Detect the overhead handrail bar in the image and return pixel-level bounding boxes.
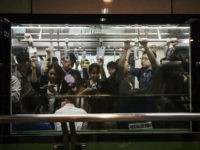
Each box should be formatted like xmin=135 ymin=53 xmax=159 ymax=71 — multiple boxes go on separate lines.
xmin=20 ymin=39 xmax=181 ymax=43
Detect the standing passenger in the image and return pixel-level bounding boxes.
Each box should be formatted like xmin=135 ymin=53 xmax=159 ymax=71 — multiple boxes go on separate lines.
xmin=106 ymin=61 xmax=119 ymax=95
xmin=15 ymin=51 xmax=41 ymax=98
xmin=32 ymin=63 xmax=63 ymax=113
xmin=59 ymin=53 xmax=82 ymax=95
xmin=117 ymin=39 xmax=157 ymax=129
xmin=123 ymin=39 xmax=157 ymax=93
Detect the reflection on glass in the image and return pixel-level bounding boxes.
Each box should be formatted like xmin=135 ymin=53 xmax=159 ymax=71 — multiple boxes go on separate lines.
xmin=11 ymin=24 xmax=190 ymax=132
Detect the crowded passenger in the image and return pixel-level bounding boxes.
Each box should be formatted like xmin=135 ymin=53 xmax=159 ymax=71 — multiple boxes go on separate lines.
xmin=15 ymin=51 xmax=41 ymax=100
xmin=11 ymin=56 xmax=21 ymax=114
xmin=41 ymin=47 xmax=59 ymax=75
xmin=117 ymin=39 xmax=158 ymax=129
xmin=12 ymin=92 xmax=52 ymax=131
xmin=59 ymin=53 xmax=82 ymax=95
xmin=82 ymin=62 xmax=107 ymax=96
xmin=11 ymin=33 xmax=190 ymax=131
xmin=80 ymin=59 xmax=90 ymax=81
xmin=32 ymin=62 xmax=64 ymax=113
xmin=106 ymin=61 xmax=119 ymax=95
xmin=123 ymin=39 xmax=157 ymax=93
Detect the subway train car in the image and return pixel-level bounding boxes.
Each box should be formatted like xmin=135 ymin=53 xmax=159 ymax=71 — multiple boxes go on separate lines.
xmin=0 ymin=14 xmax=200 ymax=150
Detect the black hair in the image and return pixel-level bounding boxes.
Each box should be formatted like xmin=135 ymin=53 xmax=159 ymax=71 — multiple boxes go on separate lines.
xmin=21 ymin=92 xmax=40 ymax=113
xmin=47 ymin=63 xmax=63 ymax=85
xmin=16 ymin=51 xmax=30 ymax=63
xmin=47 ymin=57 xmax=58 ymax=64
xmin=61 ymin=53 xmax=77 ymax=63
xmin=69 ymin=53 xmax=77 ymax=63
xmin=107 ymin=61 xmax=118 ymax=70
xmin=115 ymin=59 xmax=120 ymax=65
xmin=89 ymin=63 xmax=100 ymax=74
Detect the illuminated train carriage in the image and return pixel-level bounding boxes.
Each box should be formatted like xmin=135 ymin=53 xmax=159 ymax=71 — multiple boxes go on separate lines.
xmin=0 ymin=14 xmax=200 ymax=150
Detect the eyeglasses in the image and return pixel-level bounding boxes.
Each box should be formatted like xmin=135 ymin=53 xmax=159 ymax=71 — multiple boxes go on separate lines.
xmin=171 ymin=41 xmax=178 ymax=43
xmin=141 ymin=57 xmax=149 ymax=61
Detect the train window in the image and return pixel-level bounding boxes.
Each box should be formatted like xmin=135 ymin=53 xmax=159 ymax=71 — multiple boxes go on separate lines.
xmin=11 ymin=24 xmax=191 ymax=132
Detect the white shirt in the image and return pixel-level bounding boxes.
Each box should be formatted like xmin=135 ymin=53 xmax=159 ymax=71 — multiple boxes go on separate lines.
xmin=47 ymin=82 xmax=58 ymax=113
xmin=54 ymin=103 xmax=87 ymax=131
xmin=11 ymin=75 xmax=21 ymax=103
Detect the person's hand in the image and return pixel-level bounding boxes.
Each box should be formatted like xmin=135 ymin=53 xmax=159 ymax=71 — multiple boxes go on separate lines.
xmin=31 ymin=57 xmax=38 ymax=70
xmin=47 ymin=84 xmax=57 ymax=94
xmin=97 ymin=58 xmax=104 ymax=68
xmin=139 ymin=38 xmax=148 ymax=48
xmin=182 ymin=73 xmax=189 ymax=83
xmin=85 ymin=87 xmax=93 ymax=92
xmin=45 ymin=48 xmax=51 ymax=57
xmin=78 ymin=87 xmax=93 ymax=95
xmin=124 ymin=40 xmax=132 ymax=50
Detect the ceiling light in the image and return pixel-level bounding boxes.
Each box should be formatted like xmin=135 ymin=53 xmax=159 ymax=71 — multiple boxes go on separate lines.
xmin=103 ymin=0 xmax=113 ymax=3
xmin=101 ymin=8 xmax=109 ymax=14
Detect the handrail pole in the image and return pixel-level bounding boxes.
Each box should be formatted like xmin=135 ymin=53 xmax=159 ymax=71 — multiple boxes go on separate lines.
xmin=69 ymin=122 xmax=76 ymax=150
xmin=61 ymin=122 xmax=69 ymax=150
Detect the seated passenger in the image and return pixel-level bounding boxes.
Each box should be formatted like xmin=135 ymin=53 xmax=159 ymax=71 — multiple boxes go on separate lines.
xmin=54 ymin=98 xmax=87 ymax=131
xmin=61 ymin=68 xmax=88 ymax=111
xmin=12 ymin=92 xmax=52 ymax=131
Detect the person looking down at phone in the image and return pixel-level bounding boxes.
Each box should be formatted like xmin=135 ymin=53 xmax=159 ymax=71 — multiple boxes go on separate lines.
xmin=81 ymin=59 xmax=107 ymax=95
xmin=32 ymin=63 xmax=63 ymax=113
xmin=78 ymin=62 xmax=109 ymax=129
